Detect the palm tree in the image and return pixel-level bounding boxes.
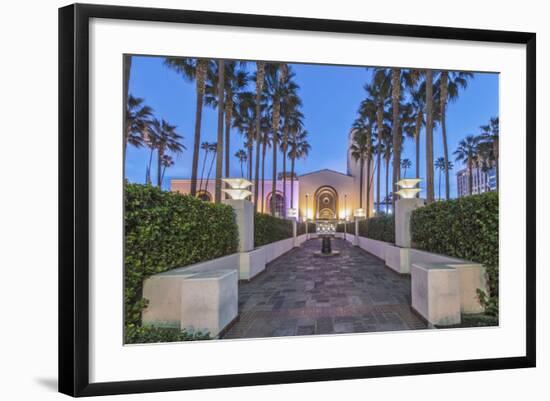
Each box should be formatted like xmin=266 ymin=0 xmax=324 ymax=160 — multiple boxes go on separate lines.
xmin=123 ymin=55 xmax=133 ymax=170
xmin=434 ymin=157 xmax=453 ymax=199
xmin=454 ymin=135 xmax=479 ymax=195
xmin=264 ymin=63 xmax=288 ymax=216
xmin=198 ymin=141 xmax=211 ymax=192
xmin=382 ymin=136 xmax=392 ymax=214
xmin=253 ymin=61 xmax=266 ymax=210
xmin=160 ymin=154 xmax=175 ymax=186
xmin=235 ymin=149 xmax=248 ymax=177
xmin=214 ymin=60 xmax=225 ymax=203
xmin=148 ymin=118 xmax=185 ymax=188
xmin=436 ymin=71 xmax=474 ymax=199
xmin=350 ymin=130 xmax=370 ymax=209
xmin=288 ymin=129 xmax=311 ymax=208
xmin=424 ymin=70 xmax=435 ymax=202
xmin=364 ymin=79 xmax=391 ymax=213
xmin=409 ymin=85 xmax=425 ymax=181
xmin=357 ymin=98 xmax=377 ymax=217
xmin=164 ymin=57 xmax=212 ymax=196
xmin=401 ymin=158 xmax=412 ymax=178
xmin=203 ymin=142 xmax=217 ymax=195
xmin=125 ymin=95 xmax=153 ymax=164
xmin=279 ymin=74 xmax=303 ymax=216
xmin=476 ymin=139 xmax=494 ymax=192
xmin=232 ymin=92 xmax=255 ymax=180
xmin=480 ymin=117 xmax=499 ymax=189
xmin=205 ymin=62 xmax=249 ymax=184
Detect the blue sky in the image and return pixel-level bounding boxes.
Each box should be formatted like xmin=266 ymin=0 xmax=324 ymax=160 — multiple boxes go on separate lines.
xmin=126 ymin=56 xmax=499 ymax=198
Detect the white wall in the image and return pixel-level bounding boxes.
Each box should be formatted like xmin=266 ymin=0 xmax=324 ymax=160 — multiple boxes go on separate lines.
xmin=0 ymin=1 xmax=546 ymax=401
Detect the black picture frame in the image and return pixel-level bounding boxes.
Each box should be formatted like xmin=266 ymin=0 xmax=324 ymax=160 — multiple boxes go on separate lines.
xmin=59 ymin=3 xmax=536 ymax=397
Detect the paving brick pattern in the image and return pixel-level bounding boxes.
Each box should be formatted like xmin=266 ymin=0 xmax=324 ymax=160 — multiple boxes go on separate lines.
xmin=222 ymin=238 xmax=427 ymax=339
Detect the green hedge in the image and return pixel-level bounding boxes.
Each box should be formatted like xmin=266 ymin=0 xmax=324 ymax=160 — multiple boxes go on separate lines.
xmin=411 ymin=192 xmax=499 ymax=306
xmin=254 ymin=212 xmax=293 ymax=246
xmin=297 ymin=222 xmax=316 ymax=235
xmin=358 ymin=214 xmax=395 ymax=243
xmin=124 ymin=184 xmax=239 ymax=335
xmin=125 ymin=324 xmax=210 ymax=344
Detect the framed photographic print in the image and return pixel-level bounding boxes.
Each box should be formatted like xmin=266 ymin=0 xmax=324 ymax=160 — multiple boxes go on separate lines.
xmin=58 ymin=3 xmax=536 ymax=397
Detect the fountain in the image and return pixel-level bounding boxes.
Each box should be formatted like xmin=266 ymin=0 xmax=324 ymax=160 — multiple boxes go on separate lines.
xmin=313 ymin=220 xmax=341 ymax=257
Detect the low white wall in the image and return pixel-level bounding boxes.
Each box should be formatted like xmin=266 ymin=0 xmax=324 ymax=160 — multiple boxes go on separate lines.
xmin=239 ymin=247 xmax=266 ymax=280
xmin=384 ymin=245 xmax=410 ymax=274
xmin=359 ymin=237 xmax=388 ymax=260
xmin=411 ymin=263 xmax=461 ymax=326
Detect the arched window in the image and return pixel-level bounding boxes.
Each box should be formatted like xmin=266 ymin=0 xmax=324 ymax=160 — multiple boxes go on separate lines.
xmin=268 ymin=192 xmax=286 ymax=218
xmin=197 ymin=190 xmax=212 ymax=202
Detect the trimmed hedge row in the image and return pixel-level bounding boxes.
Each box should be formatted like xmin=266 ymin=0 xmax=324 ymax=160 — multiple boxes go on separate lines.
xmin=411 ymin=192 xmax=499 ymax=301
xmin=359 ymin=215 xmax=395 ymax=243
xmin=297 ymin=222 xmax=316 ymax=235
xmin=124 ymin=184 xmax=239 ymax=332
xmin=254 ymin=212 xmax=293 ymax=247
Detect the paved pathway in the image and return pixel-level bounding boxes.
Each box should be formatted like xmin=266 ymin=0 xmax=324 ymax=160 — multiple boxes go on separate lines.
xmin=223 ymin=238 xmax=426 ymax=339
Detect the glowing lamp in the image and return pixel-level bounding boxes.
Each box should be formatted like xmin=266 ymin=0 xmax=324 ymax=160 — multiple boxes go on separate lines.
xmin=222 ymin=189 xmax=252 ymax=200
xmin=396 ymin=178 xmax=421 ymax=189
xmin=395 ymin=178 xmax=422 ymax=199
xmin=395 ymin=188 xmax=421 ymax=199
xmin=222 ymin=178 xmax=253 ymax=189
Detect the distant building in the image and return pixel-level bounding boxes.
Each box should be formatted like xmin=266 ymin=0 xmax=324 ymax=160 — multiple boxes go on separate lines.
xmin=171 ymin=130 xmax=374 ymax=220
xmin=456 ymin=166 xmax=497 ymax=197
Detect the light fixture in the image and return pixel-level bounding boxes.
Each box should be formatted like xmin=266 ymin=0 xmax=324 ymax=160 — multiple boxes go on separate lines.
xmin=221 ymin=178 xmax=253 ymax=200
xmin=222 ymin=178 xmax=253 ymax=189
xmin=222 ymin=189 xmax=253 ymax=200
xmin=395 ymin=178 xmax=422 ymax=199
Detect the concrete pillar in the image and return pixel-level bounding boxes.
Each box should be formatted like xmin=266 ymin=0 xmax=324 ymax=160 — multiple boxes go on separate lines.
xmin=292 ymin=219 xmax=297 ymax=247
xmin=395 ymin=198 xmax=425 ymax=247
xmin=223 ymin=199 xmax=254 ymax=252
xmin=353 ymin=219 xmax=359 ymax=246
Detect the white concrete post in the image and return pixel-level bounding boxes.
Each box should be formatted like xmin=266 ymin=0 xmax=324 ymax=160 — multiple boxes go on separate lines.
xmin=292 ymin=219 xmax=297 ymax=247
xmin=223 ymin=199 xmax=254 ymax=252
xmin=395 ymin=198 xmax=425 ymax=248
xmin=353 ymin=218 xmax=359 ymax=246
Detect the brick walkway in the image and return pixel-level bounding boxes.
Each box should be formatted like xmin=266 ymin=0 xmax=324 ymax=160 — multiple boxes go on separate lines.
xmin=222 ymin=238 xmax=426 ymax=339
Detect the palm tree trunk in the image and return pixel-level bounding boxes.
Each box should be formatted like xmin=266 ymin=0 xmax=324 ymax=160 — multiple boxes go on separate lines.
xmin=385 ymin=157 xmax=390 ymax=214
xmin=199 ymin=149 xmax=208 ymax=193
xmin=204 ymin=152 xmax=216 ymax=194
xmin=440 ymin=72 xmax=451 ymax=200
xmin=224 ymin=99 xmax=232 ymax=186
xmin=376 ymin=152 xmax=381 ymax=214
xmin=146 ymin=146 xmax=155 ymax=185
xmin=123 ymin=55 xmax=132 ymax=173
xmin=359 ymin=157 xmax=364 ymax=208
xmin=157 ymin=148 xmax=162 ymax=189
xmin=415 ymin=113 xmax=421 ymax=198
xmin=282 ymin=124 xmax=289 ymax=217
xmin=214 ymin=60 xmax=225 ymax=203
xmin=271 ymin=99 xmax=281 ymax=216
xmin=468 ymin=157 xmax=473 ymax=195
xmin=391 ymin=68 xmax=401 ymax=209
xmin=290 ymin=157 xmax=295 ymax=208
xmin=253 ymin=61 xmax=265 ymax=211
xmin=190 ymin=60 xmax=207 ymax=197
xmin=425 ymin=70 xmax=435 ymax=202
xmin=438 ymin=170 xmax=441 ymax=200
xmin=366 ymin=155 xmax=371 ymax=217
xmin=494 ymin=138 xmax=499 ymax=190
xmin=261 ymin=139 xmax=266 ymax=213
xmin=248 ymin=135 xmax=253 ymax=180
